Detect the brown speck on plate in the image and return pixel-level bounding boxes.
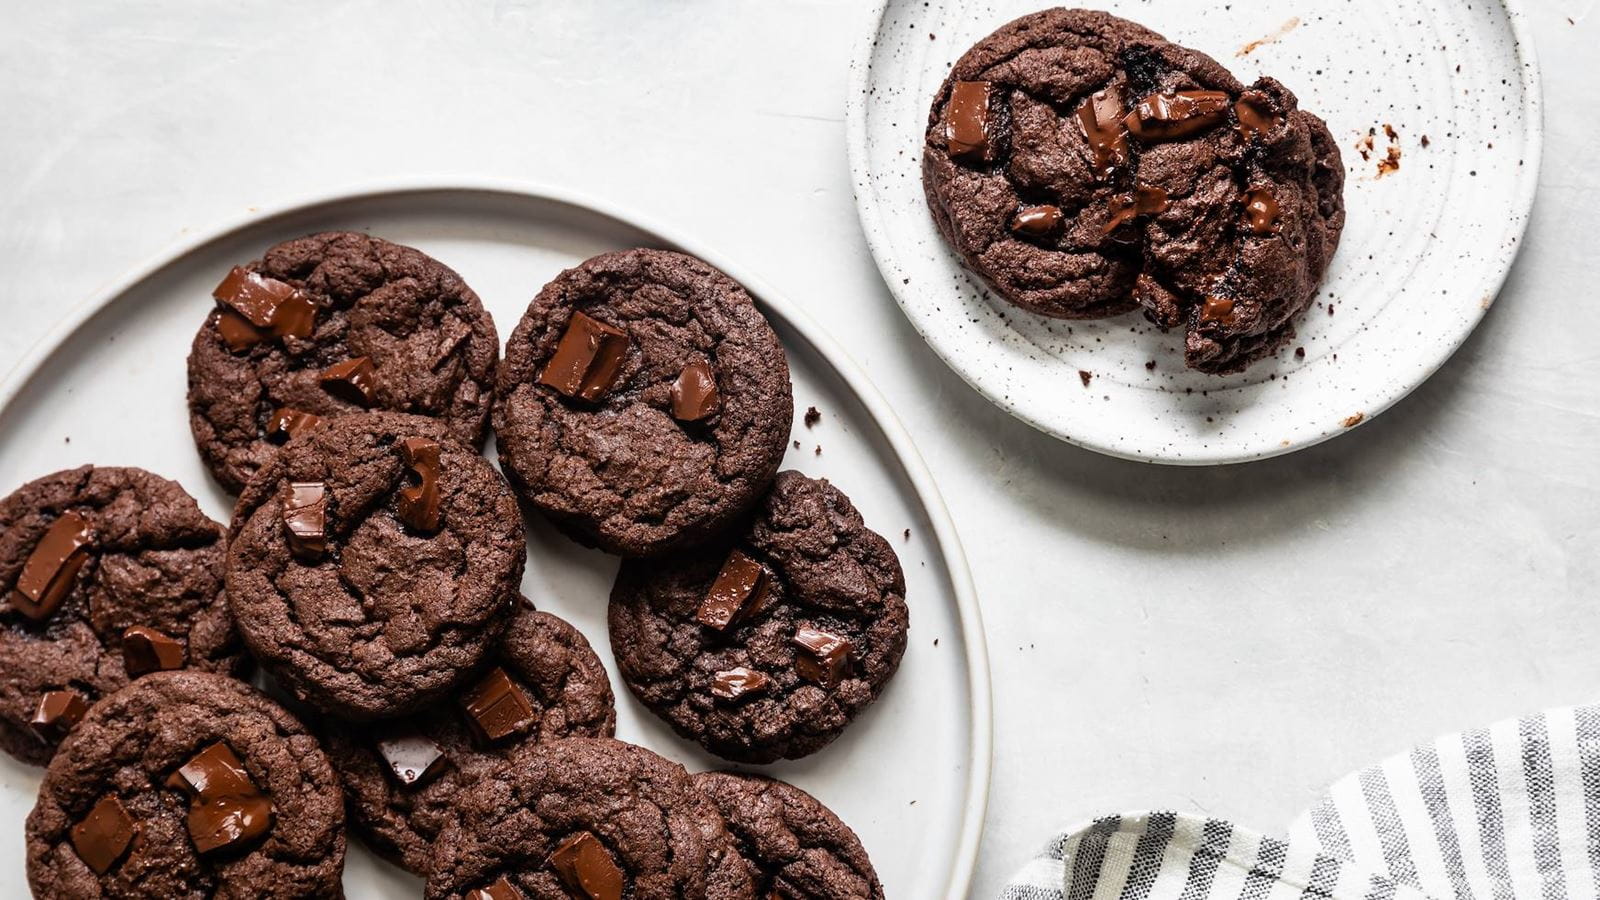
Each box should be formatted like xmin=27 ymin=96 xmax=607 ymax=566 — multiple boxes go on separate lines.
xmin=804 ymin=406 xmax=821 ymax=427
xmin=1078 ymin=370 xmax=1092 ymax=387
xmin=1342 ymin=412 xmax=1366 ymax=428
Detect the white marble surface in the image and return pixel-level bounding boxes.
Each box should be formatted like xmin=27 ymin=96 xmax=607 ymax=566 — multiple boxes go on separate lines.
xmin=0 ymin=1 xmax=1595 ymax=896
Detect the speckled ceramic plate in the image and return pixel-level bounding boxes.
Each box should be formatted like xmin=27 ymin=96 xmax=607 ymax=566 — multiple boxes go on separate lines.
xmin=846 ymin=0 xmax=1542 ymax=464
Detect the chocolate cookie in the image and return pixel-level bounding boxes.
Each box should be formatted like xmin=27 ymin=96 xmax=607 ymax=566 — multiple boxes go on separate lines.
xmin=323 ymin=599 xmax=617 ymax=874
xmin=609 ymin=471 xmax=908 ymax=763
xmin=425 ymin=737 xmax=753 ymax=899
xmin=25 ymin=671 xmax=345 ymax=899
xmin=694 ymin=772 xmax=884 ymax=900
xmin=227 ymin=411 xmax=525 ymax=720
xmin=188 ymin=231 xmax=500 ymax=493
xmin=922 ymin=8 xmax=1345 ymax=373
xmin=0 ymin=466 xmax=245 ymax=765
xmin=493 ymin=248 xmax=793 ymax=558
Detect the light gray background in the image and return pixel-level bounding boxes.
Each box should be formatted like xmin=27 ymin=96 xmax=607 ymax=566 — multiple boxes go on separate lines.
xmin=0 ymin=2 xmax=1594 ymax=896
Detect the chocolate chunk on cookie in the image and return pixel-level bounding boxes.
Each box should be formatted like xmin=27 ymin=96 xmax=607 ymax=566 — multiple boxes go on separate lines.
xmin=694 ymin=772 xmax=884 ymax=900
xmin=609 ymin=471 xmax=909 ymax=763
xmin=425 ymin=737 xmax=753 ymax=900
xmin=494 ymin=249 xmax=793 ymax=558
xmin=188 ymin=231 xmax=500 ymax=493
xmin=227 ymin=412 xmax=525 ymax=719
xmin=922 ymin=8 xmax=1345 ymax=373
xmin=25 ymin=671 xmax=345 ymax=899
xmin=0 ymin=466 xmax=246 ymax=765
xmin=324 ymin=600 xmax=616 ymax=874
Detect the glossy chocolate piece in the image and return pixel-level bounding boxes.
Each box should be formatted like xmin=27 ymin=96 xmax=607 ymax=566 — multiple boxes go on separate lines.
xmin=466 ymin=877 xmax=526 ymax=900
xmin=550 ymin=831 xmax=625 ymax=900
xmin=945 ymin=80 xmax=998 ymax=163
xmin=792 ymin=626 xmax=854 ymax=688
xmin=70 ymin=795 xmax=136 ymax=875
xmin=1011 ymin=205 xmax=1064 ymax=238
xmin=281 ymin=482 xmax=328 ymax=561
xmin=1103 ymin=186 xmax=1171 ymax=234
xmin=1124 ymin=90 xmax=1231 ymax=142
xmin=320 ymin=356 xmax=379 ymax=407
xmin=1076 ymin=86 xmax=1130 ymax=177
xmin=670 ymin=360 xmax=720 ymax=422
xmin=11 ymin=511 xmax=94 ymax=622
xmin=1235 ymin=90 xmax=1284 ymax=141
xmin=538 ymin=311 xmax=630 ymax=402
xmin=30 ymin=690 xmax=89 ymax=743
xmin=122 ymin=625 xmax=186 ymax=678
xmin=695 ymin=551 xmax=768 ymax=631
xmin=166 ymin=741 xmax=274 ymax=855
xmin=711 ymin=667 xmax=770 ymax=702
xmin=265 ymin=407 xmax=322 ymax=444
xmin=395 ymin=437 xmax=443 ymax=533
xmin=212 ymin=266 xmax=315 ymax=350
xmin=376 ymin=733 xmax=448 ymax=787
xmin=1242 ymin=187 xmax=1282 ymax=235
xmin=460 ymin=667 xmax=535 ymax=745
xmin=1199 ymin=296 xmax=1237 ymax=325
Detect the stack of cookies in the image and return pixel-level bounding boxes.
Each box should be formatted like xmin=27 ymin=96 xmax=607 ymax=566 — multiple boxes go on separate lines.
xmin=2 ymin=233 xmax=904 ymax=898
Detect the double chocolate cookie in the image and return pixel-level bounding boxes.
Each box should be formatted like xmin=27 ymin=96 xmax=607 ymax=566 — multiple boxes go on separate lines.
xmin=0 ymin=466 xmax=245 ymax=765
xmin=227 ymin=411 xmax=525 ymax=720
xmin=694 ymin=772 xmax=884 ymax=900
xmin=187 ymin=231 xmax=500 ymax=493
xmin=426 ymin=737 xmax=752 ymax=899
xmin=25 ymin=671 xmax=345 ymax=899
xmin=609 ymin=471 xmax=909 ymax=763
xmin=323 ymin=599 xmax=616 ymax=874
xmin=494 ymin=248 xmax=793 ymax=558
xmin=922 ymin=8 xmax=1345 ymax=373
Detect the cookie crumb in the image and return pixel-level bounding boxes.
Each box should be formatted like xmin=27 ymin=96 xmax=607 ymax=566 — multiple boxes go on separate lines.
xmin=1342 ymin=412 xmax=1365 ymax=428
xmin=1144 ymin=360 xmax=1156 ymax=371
xmin=1294 ymin=347 xmax=1305 ymax=358
xmin=1078 ymin=370 xmax=1093 ymax=387
xmin=793 ymin=440 xmax=801 ymax=449
xmin=1421 ymin=134 xmax=1431 ymax=148
xmin=813 ymin=445 xmax=822 ymax=456
xmin=903 ymin=528 xmax=911 ymax=541
xmin=804 ymin=407 xmax=821 ymax=427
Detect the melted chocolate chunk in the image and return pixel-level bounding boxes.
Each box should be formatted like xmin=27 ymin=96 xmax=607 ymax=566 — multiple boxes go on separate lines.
xmin=396 ymin=437 xmax=442 ymax=534
xmin=538 ymin=311 xmax=630 ymax=402
xmin=166 ymin=742 xmax=274 ymax=855
xmin=792 ymin=626 xmax=854 ymax=688
xmin=945 ymin=80 xmax=1000 ymax=163
xmin=550 ymin=831 xmax=625 ymax=900
xmin=281 ymin=481 xmax=328 ymax=561
xmin=11 ymin=511 xmax=94 ymax=621
xmin=1199 ymin=296 xmax=1237 ymax=325
xmin=695 ymin=551 xmax=769 ymax=631
xmin=1011 ymin=204 xmax=1064 ymax=237
xmin=459 ymin=667 xmax=535 ymax=745
xmin=211 ymin=266 xmax=315 ymax=351
xmin=711 ymin=667 xmax=770 ymax=702
xmin=319 ymin=356 xmax=379 ymax=407
xmin=670 ymin=360 xmax=721 ymax=422
xmin=122 ymin=625 xmax=186 ymax=678
xmin=1235 ymin=90 xmax=1284 ymax=141
xmin=70 ymin=795 xmax=136 ymax=875
xmin=466 ymin=877 xmax=526 ymax=900
xmin=1075 ymin=86 xmax=1130 ymax=177
xmin=30 ymin=690 xmax=89 ymax=743
xmin=1124 ymin=90 xmax=1231 ymax=142
xmin=1242 ymin=187 xmax=1282 ymax=235
xmin=1103 ymin=186 xmax=1171 ymax=234
xmin=264 ymin=407 xmax=322 ymax=444
xmin=376 ymin=733 xmax=448 ymax=787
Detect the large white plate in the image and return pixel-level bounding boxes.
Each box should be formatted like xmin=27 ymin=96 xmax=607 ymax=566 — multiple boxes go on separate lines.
xmin=0 ymin=181 xmax=991 ymax=899
xmin=847 ymin=0 xmax=1543 ymax=464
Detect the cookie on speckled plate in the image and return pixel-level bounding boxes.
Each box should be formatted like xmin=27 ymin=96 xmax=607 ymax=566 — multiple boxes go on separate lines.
xmin=187 ymin=231 xmax=500 ymax=493
xmin=25 ymin=671 xmax=345 ymax=899
xmin=425 ymin=737 xmax=753 ymax=900
xmin=694 ymin=772 xmax=884 ymax=900
xmin=922 ymin=8 xmax=1345 ymax=373
xmin=609 ymin=471 xmax=908 ymax=764
xmin=0 ymin=466 xmax=246 ymax=766
xmin=493 ymin=248 xmax=793 ymax=558
xmin=322 ymin=599 xmax=616 ymax=875
xmin=226 ymin=411 xmax=525 ymax=720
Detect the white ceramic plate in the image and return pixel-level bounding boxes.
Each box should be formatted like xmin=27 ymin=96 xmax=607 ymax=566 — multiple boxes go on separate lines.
xmin=0 ymin=181 xmax=991 ymax=899
xmin=847 ymin=0 xmax=1542 ymax=464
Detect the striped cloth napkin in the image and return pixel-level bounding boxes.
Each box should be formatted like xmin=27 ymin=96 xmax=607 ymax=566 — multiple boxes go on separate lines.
xmin=1003 ymin=702 xmax=1600 ymax=900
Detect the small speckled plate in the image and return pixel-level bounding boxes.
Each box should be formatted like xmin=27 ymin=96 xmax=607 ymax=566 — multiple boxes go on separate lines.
xmin=847 ymin=0 xmax=1542 ymax=464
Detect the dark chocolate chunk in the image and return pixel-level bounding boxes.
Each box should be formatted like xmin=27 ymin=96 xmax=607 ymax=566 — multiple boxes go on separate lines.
xmin=1103 ymin=186 xmax=1171 ymax=234
xmin=695 ymin=551 xmax=768 ymax=631
xmin=320 ymin=356 xmax=379 ymax=407
xmin=70 ymin=795 xmax=136 ymax=875
xmin=792 ymin=626 xmax=854 ymax=688
xmin=376 ymin=733 xmax=448 ymax=787
xmin=281 ymin=482 xmax=328 ymax=561
xmin=670 ymin=360 xmax=720 ymax=422
xmin=29 ymin=690 xmax=89 ymax=743
xmin=122 ymin=625 xmax=186 ymax=678
xmin=396 ymin=437 xmax=442 ymax=534
xmin=1199 ymin=296 xmax=1237 ymax=325
xmin=11 ymin=511 xmax=94 ymax=622
xmin=1011 ymin=204 xmax=1064 ymax=237
xmin=1243 ymin=187 xmax=1282 ymax=235
xmin=537 ymin=311 xmax=630 ymax=402
xmin=211 ymin=266 xmax=315 ymax=350
xmin=550 ymin=831 xmax=625 ymax=900
xmin=1235 ymin=90 xmax=1284 ymax=141
xmin=264 ymin=407 xmax=322 ymax=444
xmin=166 ymin=741 xmax=274 ymax=855
xmin=945 ymin=80 xmax=998 ymax=163
xmin=1124 ymin=90 xmax=1231 ymax=142
xmin=466 ymin=877 xmax=526 ymax=900
xmin=1076 ymin=86 xmax=1130 ymax=177
xmin=459 ymin=667 xmax=535 ymax=745
xmin=711 ymin=667 xmax=770 ymax=702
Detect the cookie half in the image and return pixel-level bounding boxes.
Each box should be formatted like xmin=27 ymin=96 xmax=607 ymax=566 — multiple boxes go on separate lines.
xmin=323 ymin=599 xmax=616 ymax=874
xmin=609 ymin=471 xmax=909 ymax=763
xmin=25 ymin=671 xmax=345 ymax=899
xmin=227 ymin=411 xmax=525 ymax=720
xmin=922 ymin=8 xmax=1345 ymax=372
xmin=493 ymin=248 xmax=793 ymax=557
xmin=425 ymin=737 xmax=753 ymax=899
xmin=187 ymin=231 xmax=500 ymax=493
xmin=0 ymin=466 xmax=246 ymax=765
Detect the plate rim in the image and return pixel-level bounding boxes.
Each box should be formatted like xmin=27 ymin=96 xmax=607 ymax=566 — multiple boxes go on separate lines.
xmin=0 ymin=177 xmax=993 ymax=900
xmin=844 ymin=0 xmax=1546 ymax=466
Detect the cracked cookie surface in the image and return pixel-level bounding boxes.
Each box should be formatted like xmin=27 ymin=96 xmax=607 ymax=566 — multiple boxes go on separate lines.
xmin=227 ymin=412 xmax=524 ymax=720
xmin=425 ymin=737 xmax=754 ymax=900
xmin=0 ymin=466 xmax=246 ymax=765
xmin=323 ymin=600 xmax=616 ymax=874
xmin=188 ymin=231 xmax=499 ymax=493
xmin=609 ymin=471 xmax=908 ymax=763
xmin=493 ymin=249 xmax=792 ymax=557
xmin=25 ymin=671 xmax=345 ymax=899
xmin=922 ymin=8 xmax=1345 ymax=373
xmin=693 ymin=772 xmax=884 ymax=900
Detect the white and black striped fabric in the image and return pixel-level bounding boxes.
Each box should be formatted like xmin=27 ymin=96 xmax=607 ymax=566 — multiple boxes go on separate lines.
xmin=1004 ymin=703 xmax=1600 ymax=900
